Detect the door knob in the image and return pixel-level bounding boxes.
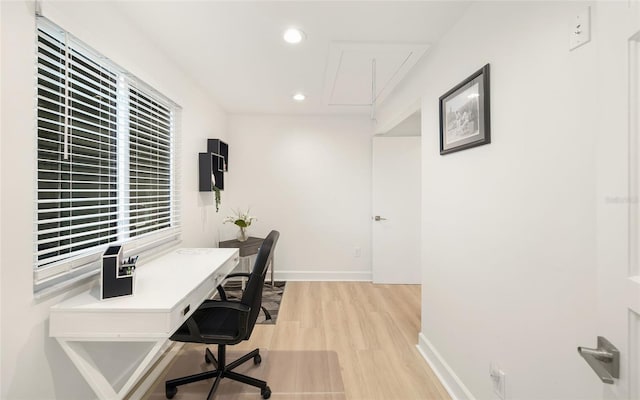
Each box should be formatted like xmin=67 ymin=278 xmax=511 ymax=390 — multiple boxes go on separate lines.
xmin=373 ymin=216 xmax=387 ymax=221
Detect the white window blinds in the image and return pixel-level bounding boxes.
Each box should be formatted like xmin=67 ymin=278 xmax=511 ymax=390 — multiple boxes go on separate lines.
xmin=35 ymin=18 xmax=181 ymax=289
xmin=127 ymin=87 xmax=173 ymax=238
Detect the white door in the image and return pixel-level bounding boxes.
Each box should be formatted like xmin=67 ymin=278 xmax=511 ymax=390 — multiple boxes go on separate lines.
xmin=372 ymin=136 xmax=421 ymax=284
xmin=591 ymin=3 xmax=640 ymax=398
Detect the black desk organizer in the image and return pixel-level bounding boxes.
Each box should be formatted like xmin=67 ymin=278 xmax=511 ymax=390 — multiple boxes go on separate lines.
xmin=100 ymin=245 xmax=137 ymax=300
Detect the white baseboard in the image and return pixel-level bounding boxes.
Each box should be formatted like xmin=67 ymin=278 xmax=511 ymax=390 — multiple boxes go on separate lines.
xmin=274 ymin=270 xmax=372 ymax=281
xmin=416 ymin=332 xmax=476 ymax=400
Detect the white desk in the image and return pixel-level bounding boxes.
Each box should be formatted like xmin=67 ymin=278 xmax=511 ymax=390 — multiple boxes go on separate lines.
xmin=49 ymin=248 xmax=239 ymax=400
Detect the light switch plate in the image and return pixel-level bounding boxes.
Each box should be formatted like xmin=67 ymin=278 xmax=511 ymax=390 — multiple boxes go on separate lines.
xmin=569 ymin=6 xmax=591 ymax=51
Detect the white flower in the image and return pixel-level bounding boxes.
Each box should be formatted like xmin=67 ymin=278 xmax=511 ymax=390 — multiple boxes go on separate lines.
xmin=224 ymin=208 xmax=256 ymax=228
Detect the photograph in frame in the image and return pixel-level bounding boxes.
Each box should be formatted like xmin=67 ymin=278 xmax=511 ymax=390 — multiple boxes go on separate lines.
xmin=439 ymin=64 xmax=491 ymax=155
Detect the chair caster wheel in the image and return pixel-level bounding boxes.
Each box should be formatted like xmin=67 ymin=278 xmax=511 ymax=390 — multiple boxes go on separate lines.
xmin=261 ymin=386 xmax=271 ymax=399
xmin=254 ymin=354 xmax=262 ymax=365
xmin=166 ymin=386 xmax=177 ymax=399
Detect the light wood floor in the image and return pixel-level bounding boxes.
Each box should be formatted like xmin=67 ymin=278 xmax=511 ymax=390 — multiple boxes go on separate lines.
xmin=144 ymin=282 xmax=450 ymax=400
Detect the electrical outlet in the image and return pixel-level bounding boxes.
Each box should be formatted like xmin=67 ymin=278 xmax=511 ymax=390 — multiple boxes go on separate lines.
xmin=569 ymin=6 xmax=591 ymax=51
xmin=490 ymin=363 xmax=506 ymax=400
xmin=354 ymin=247 xmax=361 ymax=257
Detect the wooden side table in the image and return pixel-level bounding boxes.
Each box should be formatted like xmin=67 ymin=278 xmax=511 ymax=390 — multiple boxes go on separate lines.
xmin=219 ymin=236 xmax=274 ymax=285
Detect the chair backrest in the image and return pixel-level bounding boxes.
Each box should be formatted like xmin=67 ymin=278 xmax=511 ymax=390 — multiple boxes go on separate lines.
xmin=240 ymin=230 xmax=279 ymax=338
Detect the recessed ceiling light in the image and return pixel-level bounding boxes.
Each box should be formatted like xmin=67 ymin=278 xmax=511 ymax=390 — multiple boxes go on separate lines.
xmin=292 ymin=93 xmax=306 ymax=102
xmin=283 ymin=28 xmax=305 ymax=44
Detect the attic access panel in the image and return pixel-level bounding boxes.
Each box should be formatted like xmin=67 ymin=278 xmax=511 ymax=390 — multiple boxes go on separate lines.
xmin=323 ymin=42 xmax=429 ymax=107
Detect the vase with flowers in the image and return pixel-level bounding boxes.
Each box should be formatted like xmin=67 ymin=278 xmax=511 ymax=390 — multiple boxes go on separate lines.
xmin=223 ymin=209 xmax=257 ymax=242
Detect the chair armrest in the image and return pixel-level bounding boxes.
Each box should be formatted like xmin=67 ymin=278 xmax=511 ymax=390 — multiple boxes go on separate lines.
xmin=216 ymin=273 xmax=251 ymax=300
xmin=198 ymin=300 xmax=250 ymax=313
xmin=224 ymin=273 xmax=251 ymax=279
xmin=205 ymin=301 xmax=251 ymax=339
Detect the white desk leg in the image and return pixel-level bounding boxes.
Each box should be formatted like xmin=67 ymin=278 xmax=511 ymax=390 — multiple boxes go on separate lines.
xmin=57 ymin=338 xmax=166 ymax=400
xmin=117 ymin=340 xmax=166 ymax=397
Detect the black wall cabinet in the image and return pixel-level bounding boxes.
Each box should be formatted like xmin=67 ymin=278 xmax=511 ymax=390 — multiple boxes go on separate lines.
xmin=199 ymin=139 xmax=228 ymax=192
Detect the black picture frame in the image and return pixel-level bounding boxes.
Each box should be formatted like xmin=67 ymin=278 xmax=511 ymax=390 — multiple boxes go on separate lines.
xmin=439 ymin=64 xmax=491 ymax=155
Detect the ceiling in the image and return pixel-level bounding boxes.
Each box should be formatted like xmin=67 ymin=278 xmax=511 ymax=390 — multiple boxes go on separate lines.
xmin=114 ymin=1 xmax=471 ymax=115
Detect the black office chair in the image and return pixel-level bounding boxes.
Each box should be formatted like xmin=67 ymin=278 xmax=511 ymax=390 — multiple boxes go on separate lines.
xmin=165 ymin=230 xmax=280 ymax=400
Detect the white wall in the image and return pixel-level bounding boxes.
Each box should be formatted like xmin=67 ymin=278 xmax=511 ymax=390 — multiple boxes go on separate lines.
xmin=0 ymin=1 xmax=227 ymax=398
xmin=224 ymin=115 xmax=373 ymax=281
xmin=382 ymin=111 xmax=421 ymax=137
xmin=378 ymin=2 xmax=602 ymax=399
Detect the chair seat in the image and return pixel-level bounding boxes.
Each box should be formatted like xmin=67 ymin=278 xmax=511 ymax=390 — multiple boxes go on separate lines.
xmin=171 ymin=300 xmax=242 ymax=344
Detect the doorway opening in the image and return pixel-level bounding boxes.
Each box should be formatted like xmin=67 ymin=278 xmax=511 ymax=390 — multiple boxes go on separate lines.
xmin=371 ymin=110 xmax=422 ymax=284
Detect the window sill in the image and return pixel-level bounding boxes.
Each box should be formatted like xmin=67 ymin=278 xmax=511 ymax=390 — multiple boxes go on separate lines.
xmin=34 ymin=238 xmax=182 ymax=302
xmin=34 ymin=269 xmax=99 ymax=302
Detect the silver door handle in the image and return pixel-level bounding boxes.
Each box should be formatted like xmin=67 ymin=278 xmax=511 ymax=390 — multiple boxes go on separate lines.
xmin=577 ymin=336 xmax=619 ymax=384
xmin=373 ymin=216 xmax=387 ymax=221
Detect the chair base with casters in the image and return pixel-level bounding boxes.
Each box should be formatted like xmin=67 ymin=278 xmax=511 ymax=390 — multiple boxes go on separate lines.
xmin=165 ymin=344 xmax=271 ymax=400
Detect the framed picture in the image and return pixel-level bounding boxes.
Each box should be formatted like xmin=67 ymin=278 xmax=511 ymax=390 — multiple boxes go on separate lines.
xmin=439 ymin=64 xmax=491 ymax=155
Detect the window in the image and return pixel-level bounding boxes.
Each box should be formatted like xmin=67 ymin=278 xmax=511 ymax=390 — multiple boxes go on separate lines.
xmin=34 ymin=18 xmax=181 ymax=291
